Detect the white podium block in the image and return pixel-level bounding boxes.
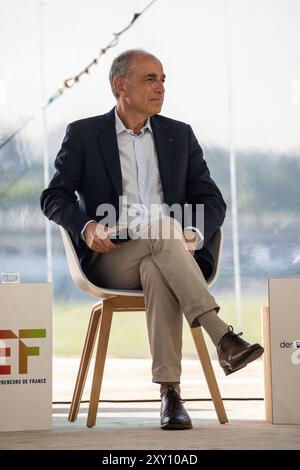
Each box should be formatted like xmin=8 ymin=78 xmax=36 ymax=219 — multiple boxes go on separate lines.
xmin=262 ymin=278 xmax=300 ymax=424
xmin=0 ymin=283 xmax=52 ymax=431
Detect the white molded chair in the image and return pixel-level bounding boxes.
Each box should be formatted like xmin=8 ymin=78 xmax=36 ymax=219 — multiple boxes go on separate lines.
xmin=60 ymin=226 xmax=228 ymax=427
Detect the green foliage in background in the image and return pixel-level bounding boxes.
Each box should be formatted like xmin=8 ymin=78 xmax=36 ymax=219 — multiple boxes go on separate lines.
xmin=54 ymin=296 xmax=266 ymax=358
xmin=2 ymin=145 xmax=300 ymax=215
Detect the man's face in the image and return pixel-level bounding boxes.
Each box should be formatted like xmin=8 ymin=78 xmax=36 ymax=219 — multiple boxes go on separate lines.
xmin=119 ymin=54 xmax=165 ymax=117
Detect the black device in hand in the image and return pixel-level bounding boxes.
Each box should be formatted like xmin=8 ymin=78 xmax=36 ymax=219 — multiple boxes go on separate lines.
xmin=108 ymin=226 xmax=131 ymax=244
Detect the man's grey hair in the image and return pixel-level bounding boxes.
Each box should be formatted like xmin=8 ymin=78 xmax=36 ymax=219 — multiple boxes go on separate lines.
xmin=109 ymin=49 xmax=157 ymax=99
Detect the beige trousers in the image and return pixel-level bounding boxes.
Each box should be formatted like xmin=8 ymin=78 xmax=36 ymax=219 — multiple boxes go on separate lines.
xmin=87 ymin=217 xmax=219 ymax=383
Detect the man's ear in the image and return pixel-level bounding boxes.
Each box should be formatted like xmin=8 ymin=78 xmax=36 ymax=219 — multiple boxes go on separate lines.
xmin=114 ymin=77 xmax=127 ymax=97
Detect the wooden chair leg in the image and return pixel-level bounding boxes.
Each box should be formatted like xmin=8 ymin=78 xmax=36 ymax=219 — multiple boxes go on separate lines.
xmin=68 ymin=301 xmax=102 ymax=422
xmin=191 ymin=326 xmax=228 ymax=424
xmin=87 ymin=301 xmax=113 ymax=428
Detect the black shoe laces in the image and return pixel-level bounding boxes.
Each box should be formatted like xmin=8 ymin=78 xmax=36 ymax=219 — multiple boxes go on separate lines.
xmin=165 ymin=386 xmax=185 ymax=411
xmin=168 ymin=395 xmax=185 ymax=412
xmin=228 ymin=325 xmax=243 ymax=337
xmin=225 ymin=325 xmax=244 ymax=344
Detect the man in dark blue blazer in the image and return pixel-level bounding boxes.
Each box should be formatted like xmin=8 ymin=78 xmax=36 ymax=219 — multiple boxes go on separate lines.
xmin=41 ymin=49 xmax=263 ymax=430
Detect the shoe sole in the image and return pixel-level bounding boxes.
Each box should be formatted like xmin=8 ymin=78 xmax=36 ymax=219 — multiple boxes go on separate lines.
xmin=223 ymin=346 xmax=264 ymax=376
xmin=161 ymin=422 xmax=193 ymax=430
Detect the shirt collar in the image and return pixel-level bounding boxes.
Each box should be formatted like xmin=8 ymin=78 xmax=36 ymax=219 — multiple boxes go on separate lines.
xmin=115 ymin=107 xmax=152 ymax=136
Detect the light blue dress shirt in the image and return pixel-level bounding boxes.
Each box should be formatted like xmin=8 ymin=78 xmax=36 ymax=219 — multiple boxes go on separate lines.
xmin=115 ymin=108 xmax=165 ymax=223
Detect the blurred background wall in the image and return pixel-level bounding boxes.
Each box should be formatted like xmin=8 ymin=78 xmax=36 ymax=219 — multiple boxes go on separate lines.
xmin=1 ymin=0 xmax=300 ymax=354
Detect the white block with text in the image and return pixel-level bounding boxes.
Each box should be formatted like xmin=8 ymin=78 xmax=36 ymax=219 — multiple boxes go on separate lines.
xmin=0 ymin=283 xmax=52 ymax=431
xmin=265 ymin=278 xmax=300 ymax=424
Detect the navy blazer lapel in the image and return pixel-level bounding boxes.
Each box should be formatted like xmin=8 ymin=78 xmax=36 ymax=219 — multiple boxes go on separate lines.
xmin=151 ymin=116 xmax=174 ymax=205
xmin=97 ymin=108 xmax=122 ymax=196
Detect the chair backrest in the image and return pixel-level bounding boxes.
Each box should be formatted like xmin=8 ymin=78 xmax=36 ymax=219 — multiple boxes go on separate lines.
xmin=59 ymin=226 xmax=143 ymax=299
xmin=59 ymin=226 xmax=222 ymax=298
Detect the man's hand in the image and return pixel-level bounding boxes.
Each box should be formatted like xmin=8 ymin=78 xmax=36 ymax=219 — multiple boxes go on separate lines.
xmin=183 ymin=229 xmax=197 ymax=257
xmin=83 ymin=222 xmax=122 ymax=253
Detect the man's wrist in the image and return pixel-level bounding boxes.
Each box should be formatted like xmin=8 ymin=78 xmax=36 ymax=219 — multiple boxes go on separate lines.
xmin=81 ymin=220 xmax=97 ymax=242
xmin=184 ymin=226 xmax=204 ymax=250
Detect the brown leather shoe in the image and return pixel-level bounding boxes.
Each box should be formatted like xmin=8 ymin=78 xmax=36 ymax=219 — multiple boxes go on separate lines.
xmin=160 ymin=385 xmax=193 ymax=430
xmin=217 ymin=326 xmax=264 ymax=376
